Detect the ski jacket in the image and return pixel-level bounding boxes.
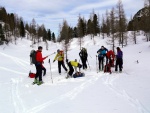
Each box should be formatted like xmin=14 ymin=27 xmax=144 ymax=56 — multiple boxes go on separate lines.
xmin=106 ymin=50 xmax=115 ymax=59
xmin=97 ymin=49 xmax=106 ymax=58
xmin=66 ymin=60 xmax=81 ymax=68
xmin=79 ymin=49 xmax=88 ymax=59
xmin=36 ymin=50 xmax=47 ymax=64
xmin=70 ymin=61 xmax=79 ymax=67
xmin=54 ymin=52 xmax=64 ymax=61
xmin=116 ymin=50 xmax=123 ymax=59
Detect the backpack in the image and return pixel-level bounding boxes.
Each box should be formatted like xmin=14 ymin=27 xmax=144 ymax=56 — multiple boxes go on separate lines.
xmin=29 ymin=72 xmax=36 ymax=78
xmin=80 ymin=48 xmax=87 ymax=58
xmin=30 ymin=50 xmax=37 ymax=65
xmin=104 ymin=63 xmax=112 ymax=74
xmin=73 ymin=72 xmax=85 ymax=78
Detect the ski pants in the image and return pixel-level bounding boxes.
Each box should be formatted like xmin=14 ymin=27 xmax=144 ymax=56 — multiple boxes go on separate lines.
xmin=58 ymin=61 xmax=68 ymax=74
xmin=68 ymin=62 xmax=74 ymax=76
xmin=115 ymin=58 xmax=123 ymax=71
xmin=35 ymin=63 xmax=42 ymax=81
xmin=81 ymin=58 xmax=87 ymax=69
xmin=42 ymin=67 xmax=46 ymax=76
xmin=98 ymin=57 xmax=104 ymax=70
xmin=106 ymin=56 xmax=108 ymax=64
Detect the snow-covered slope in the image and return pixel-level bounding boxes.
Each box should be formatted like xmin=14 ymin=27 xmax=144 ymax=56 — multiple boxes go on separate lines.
xmin=0 ymin=33 xmax=150 ymax=113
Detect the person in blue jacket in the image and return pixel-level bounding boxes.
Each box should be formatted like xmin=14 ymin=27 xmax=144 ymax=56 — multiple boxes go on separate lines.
xmin=115 ymin=47 xmax=123 ymax=72
xmin=97 ymin=46 xmax=108 ymax=71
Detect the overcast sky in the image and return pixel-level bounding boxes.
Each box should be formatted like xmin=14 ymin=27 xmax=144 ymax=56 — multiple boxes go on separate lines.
xmin=0 ymin=0 xmax=144 ymax=36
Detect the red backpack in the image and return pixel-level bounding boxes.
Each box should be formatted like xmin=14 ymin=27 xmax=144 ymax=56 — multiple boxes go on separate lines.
xmin=29 ymin=72 xmax=36 ymax=78
xmin=104 ymin=63 xmax=112 ymax=74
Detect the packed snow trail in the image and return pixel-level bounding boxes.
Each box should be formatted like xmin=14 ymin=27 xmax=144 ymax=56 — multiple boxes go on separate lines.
xmin=0 ymin=52 xmax=29 ymax=71
xmin=11 ymin=78 xmax=26 ymax=113
xmin=102 ymin=73 xmax=150 ymax=113
xmin=25 ymin=74 xmax=100 ymax=113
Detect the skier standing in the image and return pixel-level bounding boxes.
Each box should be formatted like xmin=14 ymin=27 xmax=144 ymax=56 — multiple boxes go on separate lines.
xmin=53 ymin=49 xmax=68 ymax=75
xmin=33 ymin=46 xmax=48 ymax=85
xmin=79 ymin=47 xmax=88 ymax=70
xmin=106 ymin=50 xmax=115 ymax=67
xmin=97 ymin=46 xmax=108 ymax=71
xmin=115 ymin=47 xmax=123 ymax=72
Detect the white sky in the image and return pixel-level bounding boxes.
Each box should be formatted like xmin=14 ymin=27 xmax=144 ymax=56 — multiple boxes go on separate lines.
xmin=0 ymin=0 xmax=144 ymax=36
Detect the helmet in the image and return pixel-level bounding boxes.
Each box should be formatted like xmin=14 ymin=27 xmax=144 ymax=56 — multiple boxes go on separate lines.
xmin=57 ymin=49 xmax=60 ymax=53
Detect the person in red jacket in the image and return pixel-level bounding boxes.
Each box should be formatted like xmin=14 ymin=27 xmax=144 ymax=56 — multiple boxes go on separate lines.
xmin=106 ymin=50 xmax=115 ymax=67
xmin=33 ymin=46 xmax=48 ymax=85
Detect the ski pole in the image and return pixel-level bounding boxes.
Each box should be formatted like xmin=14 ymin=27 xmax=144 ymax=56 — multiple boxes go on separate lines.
xmin=49 ymin=59 xmax=53 ymax=84
xmin=87 ymin=59 xmax=91 ymax=71
xmin=96 ymin=55 xmax=98 ymax=73
xmin=48 ymin=52 xmax=56 ymax=56
xmin=89 ymin=54 xmax=92 ymax=58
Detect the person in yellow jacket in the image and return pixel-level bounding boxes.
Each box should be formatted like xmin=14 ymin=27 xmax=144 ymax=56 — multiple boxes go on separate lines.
xmin=53 ymin=49 xmax=68 ymax=75
xmin=66 ymin=59 xmax=82 ymax=78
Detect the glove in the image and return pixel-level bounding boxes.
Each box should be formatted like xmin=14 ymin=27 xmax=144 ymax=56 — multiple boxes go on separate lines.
xmin=66 ymin=59 xmax=68 ymax=62
xmin=53 ymin=60 xmax=55 ymax=63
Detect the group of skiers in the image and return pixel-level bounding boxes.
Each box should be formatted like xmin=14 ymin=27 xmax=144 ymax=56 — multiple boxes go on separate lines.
xmin=97 ymin=46 xmax=123 ymax=73
xmin=31 ymin=45 xmax=123 ymax=85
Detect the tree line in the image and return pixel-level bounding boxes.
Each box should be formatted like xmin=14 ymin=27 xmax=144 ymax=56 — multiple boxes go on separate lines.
xmin=58 ymin=0 xmax=150 ymax=53
xmin=0 ymin=7 xmax=56 ymax=45
xmin=0 ymin=0 xmax=149 ymax=50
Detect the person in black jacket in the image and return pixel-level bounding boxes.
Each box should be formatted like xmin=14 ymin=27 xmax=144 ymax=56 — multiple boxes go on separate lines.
xmin=79 ymin=47 xmax=88 ymax=70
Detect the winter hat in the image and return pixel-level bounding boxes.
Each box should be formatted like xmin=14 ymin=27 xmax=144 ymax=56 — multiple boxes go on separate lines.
xmin=38 ymin=46 xmax=43 ymax=50
xmin=116 ymin=47 xmax=120 ymax=51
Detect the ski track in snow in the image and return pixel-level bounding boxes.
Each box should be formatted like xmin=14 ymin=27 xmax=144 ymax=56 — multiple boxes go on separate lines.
xmin=0 ymin=52 xmax=29 ymax=71
xmin=0 ymin=66 xmax=26 ymax=75
xmin=25 ymin=75 xmax=100 ymax=113
xmin=102 ymin=74 xmax=150 ymax=113
xmin=11 ymin=78 xmax=26 ymax=113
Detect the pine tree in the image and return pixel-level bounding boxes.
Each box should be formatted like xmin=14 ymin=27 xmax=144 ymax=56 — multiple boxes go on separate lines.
xmin=87 ymin=19 xmax=93 ymax=37
xmin=73 ymin=27 xmax=78 ymax=38
xmin=52 ymin=32 xmax=56 ymax=42
xmin=106 ymin=10 xmax=110 ymax=37
xmin=0 ymin=24 xmax=5 ymax=45
xmin=143 ymin=2 xmax=150 ymax=41
xmin=42 ymin=26 xmax=47 ymax=42
xmin=116 ymin=0 xmax=127 ymax=47
xmin=47 ymin=29 xmax=51 ymax=41
xmin=93 ymin=14 xmax=100 ymax=36
xmin=31 ymin=18 xmax=36 ymax=44
xmin=0 ymin=7 xmax=7 ymax=23
xmin=110 ymin=7 xmax=116 ymax=52
xmin=59 ymin=19 xmax=68 ymax=42
xmin=77 ymin=16 xmax=85 ymax=49
xmin=59 ymin=19 xmax=72 ymax=58
xmin=20 ymin=20 xmax=25 ymax=37
xmin=101 ymin=15 xmax=107 ymax=39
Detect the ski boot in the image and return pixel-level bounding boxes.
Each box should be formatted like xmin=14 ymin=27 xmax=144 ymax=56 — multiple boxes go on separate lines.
xmin=37 ymin=81 xmax=44 ymax=85
xmin=32 ymin=78 xmax=38 ymax=85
